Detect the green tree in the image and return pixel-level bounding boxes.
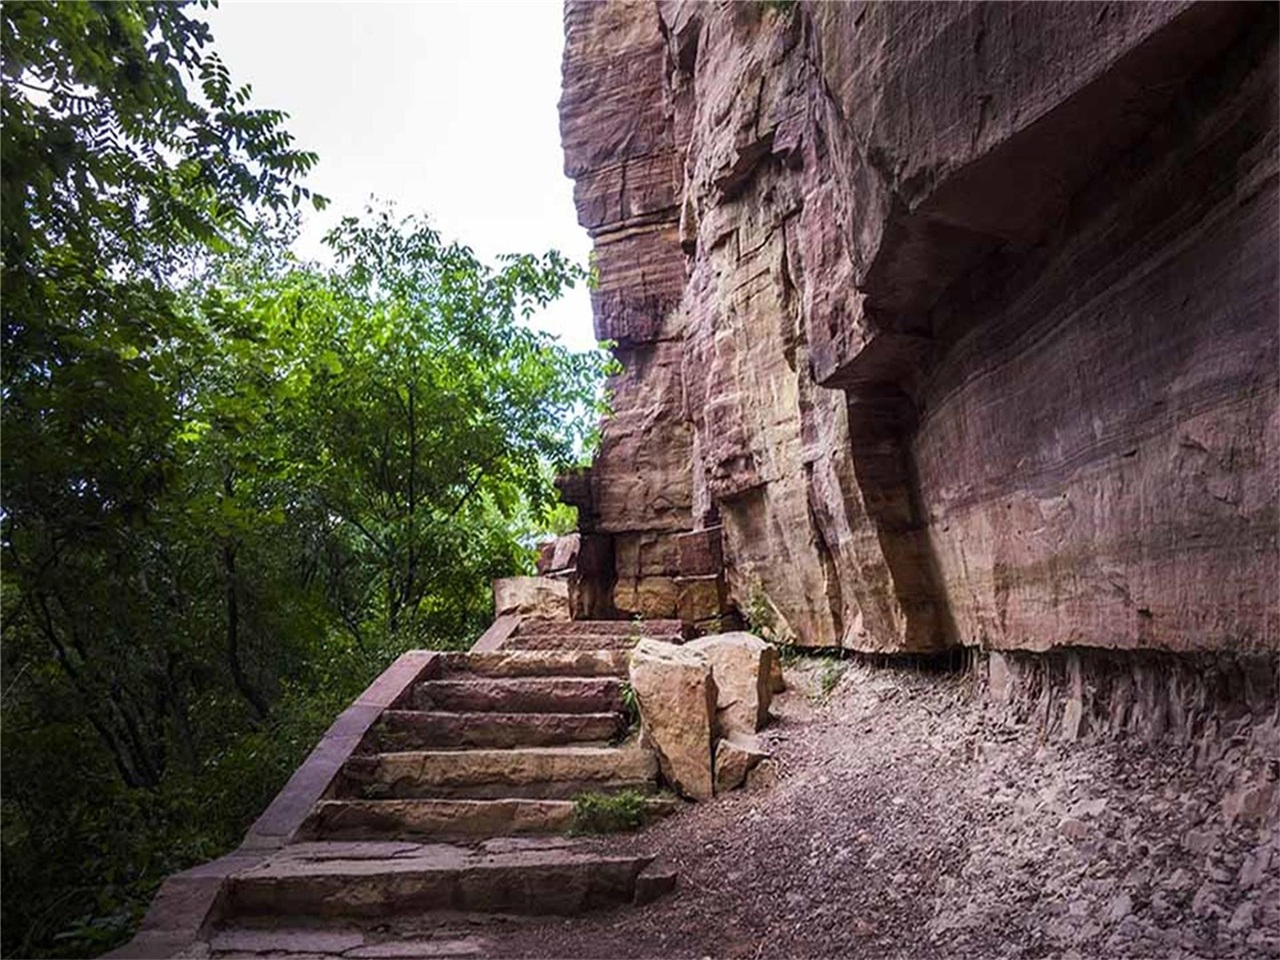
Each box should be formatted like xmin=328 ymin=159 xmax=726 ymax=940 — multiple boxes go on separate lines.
xmin=1 ymin=6 xmax=605 ymax=953
xmin=1 ymin=4 xmax=327 ymax=954
xmin=227 ymin=208 xmax=601 ymax=651
xmin=1 ymin=0 xmax=325 ymax=786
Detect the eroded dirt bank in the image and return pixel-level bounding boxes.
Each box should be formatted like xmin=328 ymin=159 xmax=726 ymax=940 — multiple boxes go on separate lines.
xmin=479 ymin=658 xmax=1280 ymax=959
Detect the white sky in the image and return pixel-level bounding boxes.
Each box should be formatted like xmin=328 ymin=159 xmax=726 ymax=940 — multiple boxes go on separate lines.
xmin=207 ymin=0 xmax=595 ymax=351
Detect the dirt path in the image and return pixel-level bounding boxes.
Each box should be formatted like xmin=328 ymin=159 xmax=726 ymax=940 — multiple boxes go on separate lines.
xmin=466 ymin=657 xmax=1280 ymax=959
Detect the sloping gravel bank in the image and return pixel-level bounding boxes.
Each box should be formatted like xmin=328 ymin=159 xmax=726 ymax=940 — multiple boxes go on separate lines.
xmin=487 ymin=656 xmax=1280 ymax=959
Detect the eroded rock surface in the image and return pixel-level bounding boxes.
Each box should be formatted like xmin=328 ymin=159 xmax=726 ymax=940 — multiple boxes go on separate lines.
xmin=493 ymin=577 xmax=571 ymax=621
xmin=559 ymin=1 xmax=1278 ymax=655
xmin=713 ymin=734 xmax=769 ymax=795
xmin=685 ymin=632 xmax=774 ymax=738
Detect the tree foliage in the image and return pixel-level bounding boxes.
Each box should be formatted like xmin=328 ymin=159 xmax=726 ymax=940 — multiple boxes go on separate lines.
xmin=0 ymin=4 xmax=604 ymax=956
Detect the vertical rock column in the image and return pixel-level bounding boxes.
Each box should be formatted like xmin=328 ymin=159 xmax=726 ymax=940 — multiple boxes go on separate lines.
xmin=559 ymin=1 xmax=727 ymax=625
xmin=657 ymin=1 xmax=944 ymax=650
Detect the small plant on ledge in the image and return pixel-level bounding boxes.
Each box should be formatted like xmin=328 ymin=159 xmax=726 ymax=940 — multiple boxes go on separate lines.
xmin=743 ymin=579 xmax=795 ymax=646
xmin=570 ymin=790 xmax=650 ymax=834
xmin=619 ymin=679 xmax=641 ymax=732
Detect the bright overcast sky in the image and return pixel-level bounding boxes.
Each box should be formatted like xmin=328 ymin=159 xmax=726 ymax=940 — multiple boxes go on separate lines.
xmin=207 ymin=1 xmax=595 ymax=351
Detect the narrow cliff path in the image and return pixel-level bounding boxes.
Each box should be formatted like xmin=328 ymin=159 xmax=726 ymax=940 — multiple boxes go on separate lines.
xmin=476 ymin=658 xmax=1279 ymax=960
xmin=213 ymin=657 xmax=1279 ymax=959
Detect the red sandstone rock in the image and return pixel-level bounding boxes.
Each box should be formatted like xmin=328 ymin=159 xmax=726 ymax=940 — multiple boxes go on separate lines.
xmin=560 ymin=0 xmax=1278 ymax=655
xmin=685 ymin=632 xmax=774 ymax=737
xmin=493 ymin=577 xmax=570 ymax=620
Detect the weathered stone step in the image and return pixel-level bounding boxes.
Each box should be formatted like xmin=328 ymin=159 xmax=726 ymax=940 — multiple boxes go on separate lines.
xmin=302 ymin=795 xmax=678 ymax=840
xmin=412 ymin=677 xmax=623 ymax=714
xmin=208 ymin=925 xmax=487 ymax=959
xmin=304 ymin=797 xmax=576 ymax=839
xmin=436 ymin=649 xmax=629 ymax=678
xmin=515 ymin=619 xmax=684 ymax=638
xmin=500 ymin=633 xmax=650 ymax=652
xmin=504 ymin=619 xmax=686 ymax=649
xmin=226 ymin=839 xmax=656 ymax=918
xmin=376 ymin=710 xmax=623 ymax=750
xmin=342 ymin=747 xmax=658 ymax=800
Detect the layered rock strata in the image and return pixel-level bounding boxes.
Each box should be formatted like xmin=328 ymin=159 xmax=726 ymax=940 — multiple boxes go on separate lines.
xmin=559 ymin=0 xmax=1278 ymax=655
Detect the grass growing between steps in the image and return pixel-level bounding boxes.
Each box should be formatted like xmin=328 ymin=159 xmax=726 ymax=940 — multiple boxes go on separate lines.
xmin=620 ymin=681 xmax=640 ymax=729
xmin=570 ymin=790 xmax=651 ymax=834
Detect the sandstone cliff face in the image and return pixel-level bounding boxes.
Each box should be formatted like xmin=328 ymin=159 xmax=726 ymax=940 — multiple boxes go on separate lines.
xmin=559 ymin=0 xmax=1278 ymax=655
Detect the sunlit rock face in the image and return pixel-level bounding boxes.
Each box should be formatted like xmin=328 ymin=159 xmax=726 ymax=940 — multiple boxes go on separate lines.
xmin=559 ymin=0 xmax=1278 ymax=655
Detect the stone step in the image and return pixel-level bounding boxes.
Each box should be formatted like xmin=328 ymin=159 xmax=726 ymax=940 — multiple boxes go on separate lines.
xmin=209 ymin=926 xmax=486 ymax=959
xmin=436 ymin=649 xmax=629 ymax=678
xmin=496 ymin=619 xmax=685 ymax=654
xmin=302 ymin=795 xmax=678 ymax=840
xmin=341 ymin=747 xmax=658 ymax=800
xmin=303 ymin=798 xmax=576 ymax=840
xmin=376 ymin=710 xmax=624 ymax=750
xmin=514 ymin=618 xmax=684 ymax=640
xmin=500 ymin=633 xmax=649 ymax=652
xmin=226 ymin=839 xmax=657 ymax=918
xmin=412 ymin=677 xmax=623 ymax=714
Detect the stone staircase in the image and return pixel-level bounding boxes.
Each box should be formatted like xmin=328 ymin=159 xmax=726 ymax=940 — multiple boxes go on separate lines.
xmin=203 ymin=619 xmax=685 ymax=945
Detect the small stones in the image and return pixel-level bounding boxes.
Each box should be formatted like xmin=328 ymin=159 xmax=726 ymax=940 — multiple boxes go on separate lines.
xmin=1114 ymin=915 xmax=1143 ymax=939
xmin=1190 ymin=882 xmax=1220 ymax=918
xmin=1207 ymin=864 xmax=1233 ymax=883
xmin=1183 ymin=829 xmax=1215 ymax=855
xmin=1238 ymin=846 xmax=1273 ymax=888
xmin=1166 ymin=867 xmax=1194 ymax=890
xmin=1149 ymin=892 xmax=1175 ymax=919
xmin=1229 ymin=900 xmax=1257 ymax=933
xmin=713 ymin=734 xmax=769 ymax=793
xmin=633 ymin=863 xmax=678 ymax=906
xmin=1059 ymin=817 xmax=1089 ymax=841
xmin=1107 ymin=892 xmax=1133 ymax=922
xmin=745 ymin=758 xmax=779 ymax=791
xmin=1222 ymin=780 xmax=1277 ymax=825
xmin=1069 ymin=797 xmax=1107 ymax=819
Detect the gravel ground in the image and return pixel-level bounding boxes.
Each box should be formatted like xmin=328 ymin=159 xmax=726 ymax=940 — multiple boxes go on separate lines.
xmin=471 ymin=656 xmax=1280 ymax=959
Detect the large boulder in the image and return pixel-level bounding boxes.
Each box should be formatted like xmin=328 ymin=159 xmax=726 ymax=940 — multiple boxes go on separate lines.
xmin=492 ymin=577 xmax=570 ymax=620
xmin=628 ymin=639 xmax=716 ymax=800
xmin=685 ymin=632 xmax=775 ymax=738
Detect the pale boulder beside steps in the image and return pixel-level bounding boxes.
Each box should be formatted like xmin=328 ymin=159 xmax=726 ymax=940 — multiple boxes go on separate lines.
xmin=628 ymin=639 xmax=717 ymax=801
xmin=685 ymin=631 xmax=776 ymax=738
